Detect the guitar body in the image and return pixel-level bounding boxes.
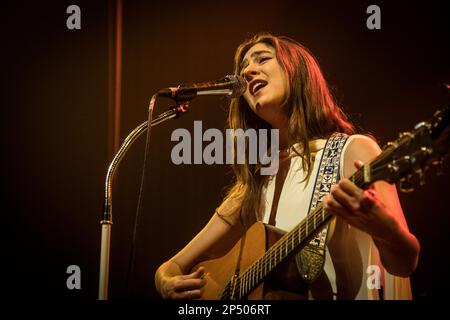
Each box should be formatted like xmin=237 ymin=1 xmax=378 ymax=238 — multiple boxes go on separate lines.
xmin=191 ymin=222 xmax=307 ymax=300
xmin=191 ymin=221 xmax=266 ymax=299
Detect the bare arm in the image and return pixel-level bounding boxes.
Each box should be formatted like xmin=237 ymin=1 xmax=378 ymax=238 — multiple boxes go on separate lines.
xmin=155 ymin=204 xmax=245 ymax=299
xmin=323 ymin=136 xmax=420 ymax=277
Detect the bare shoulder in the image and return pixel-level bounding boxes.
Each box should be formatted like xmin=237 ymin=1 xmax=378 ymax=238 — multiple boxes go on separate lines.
xmin=343 ymin=134 xmax=382 ymax=178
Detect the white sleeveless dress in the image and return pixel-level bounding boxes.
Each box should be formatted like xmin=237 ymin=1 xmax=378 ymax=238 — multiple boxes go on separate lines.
xmin=260 ymin=134 xmax=412 ymax=300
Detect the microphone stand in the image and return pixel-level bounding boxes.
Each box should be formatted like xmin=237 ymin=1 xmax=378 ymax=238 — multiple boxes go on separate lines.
xmin=98 ymin=102 xmax=190 ymax=300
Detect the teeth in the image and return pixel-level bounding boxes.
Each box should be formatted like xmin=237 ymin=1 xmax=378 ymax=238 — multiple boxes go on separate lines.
xmin=252 ymin=82 xmax=266 ymax=94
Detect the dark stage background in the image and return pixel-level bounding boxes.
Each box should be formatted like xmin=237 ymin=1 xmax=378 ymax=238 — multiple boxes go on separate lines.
xmin=2 ymin=0 xmax=449 ymax=300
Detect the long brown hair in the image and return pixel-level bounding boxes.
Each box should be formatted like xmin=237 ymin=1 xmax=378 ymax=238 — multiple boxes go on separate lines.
xmin=218 ymin=32 xmax=355 ymax=227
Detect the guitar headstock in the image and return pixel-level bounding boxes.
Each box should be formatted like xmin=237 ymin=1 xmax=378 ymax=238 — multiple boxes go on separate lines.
xmin=365 ymin=107 xmax=450 ymax=192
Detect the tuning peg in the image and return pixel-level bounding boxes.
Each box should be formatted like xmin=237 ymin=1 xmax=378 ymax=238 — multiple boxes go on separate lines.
xmin=414 ymin=121 xmax=431 ymax=130
xmin=399 ymin=132 xmax=413 ymax=139
xmin=399 ymin=175 xmax=414 ymax=193
xmin=432 ymin=158 xmax=445 ymax=176
xmin=387 ymin=163 xmax=399 ymax=173
xmin=386 ymin=141 xmax=398 ymax=149
xmin=417 ymin=169 xmax=426 ymax=186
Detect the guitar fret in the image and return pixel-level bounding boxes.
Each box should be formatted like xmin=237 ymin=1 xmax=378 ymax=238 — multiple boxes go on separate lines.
xmin=239 ymin=275 xmax=242 ymax=299
xmin=291 ymin=235 xmax=295 ymax=250
xmin=263 ymin=259 xmax=267 ymax=275
xmin=241 ymin=273 xmax=247 ymax=297
xmin=313 ymin=212 xmax=315 ymax=229
xmin=240 ymin=274 xmax=244 ymax=297
xmin=243 ymin=272 xmax=247 ymax=296
xmin=261 ymin=261 xmax=264 ymax=279
xmin=251 ymin=266 xmax=255 ymax=288
xmin=302 ymin=221 xmax=306 ymax=239
xmin=253 ymin=266 xmax=256 ymax=291
xmin=257 ymin=262 xmax=261 ymax=282
xmin=306 ymin=218 xmax=309 ymax=236
xmin=244 ymin=276 xmax=247 ymax=298
xmin=269 ymin=250 xmax=272 ymax=269
xmin=245 ymin=270 xmax=249 ymax=294
xmin=251 ymin=266 xmax=254 ymax=291
xmin=260 ymin=261 xmax=264 ymax=282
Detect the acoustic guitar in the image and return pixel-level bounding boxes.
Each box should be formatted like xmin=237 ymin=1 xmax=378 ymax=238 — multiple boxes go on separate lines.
xmin=191 ymin=107 xmax=450 ymax=300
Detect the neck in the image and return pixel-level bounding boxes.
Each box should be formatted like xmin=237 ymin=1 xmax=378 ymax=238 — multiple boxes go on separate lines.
xmin=261 ymin=110 xmax=290 ymax=150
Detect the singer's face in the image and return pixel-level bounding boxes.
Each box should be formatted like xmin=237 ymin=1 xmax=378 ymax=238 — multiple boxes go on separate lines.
xmin=240 ymin=43 xmax=289 ymax=127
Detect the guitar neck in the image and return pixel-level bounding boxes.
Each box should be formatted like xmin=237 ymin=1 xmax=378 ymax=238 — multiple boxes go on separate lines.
xmin=229 ymin=167 xmax=367 ymax=299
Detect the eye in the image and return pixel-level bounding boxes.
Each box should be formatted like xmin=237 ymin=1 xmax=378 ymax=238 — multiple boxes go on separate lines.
xmin=259 ymin=57 xmax=271 ymax=63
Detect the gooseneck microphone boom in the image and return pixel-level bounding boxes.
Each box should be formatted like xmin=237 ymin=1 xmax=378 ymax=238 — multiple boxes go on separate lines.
xmin=157 ymin=75 xmax=247 ymax=101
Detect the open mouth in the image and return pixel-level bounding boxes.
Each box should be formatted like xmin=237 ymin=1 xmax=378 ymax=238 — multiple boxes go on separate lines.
xmin=250 ymin=80 xmax=268 ymax=96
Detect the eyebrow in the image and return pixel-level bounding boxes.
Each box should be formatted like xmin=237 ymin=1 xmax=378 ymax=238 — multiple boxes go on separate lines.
xmin=240 ymin=50 xmax=273 ymax=70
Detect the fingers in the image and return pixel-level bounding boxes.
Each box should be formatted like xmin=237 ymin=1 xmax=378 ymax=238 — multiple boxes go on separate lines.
xmin=354 ymin=159 xmax=364 ymax=169
xmin=165 ymin=267 xmax=207 ymax=300
xmin=180 ymin=288 xmax=203 ymax=300
xmin=360 ymin=188 xmax=377 ymax=211
xmin=323 ymin=194 xmax=347 ymax=216
xmin=183 ymin=266 xmax=205 ymax=280
xmin=176 ymin=267 xmax=206 ymax=290
xmin=167 ymin=287 xmax=204 ymax=300
xmin=338 ymin=179 xmax=363 ymax=198
xmin=175 ymin=267 xmax=206 ymax=290
xmin=324 ymin=179 xmax=377 ymax=217
xmin=330 ymin=184 xmax=359 ymax=211
xmin=173 ymin=277 xmax=206 ymax=292
xmin=326 ymin=180 xmax=362 ymax=213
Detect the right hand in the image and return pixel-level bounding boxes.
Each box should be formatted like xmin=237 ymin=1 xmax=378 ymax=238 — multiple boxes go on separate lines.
xmin=160 ymin=266 xmax=207 ymax=300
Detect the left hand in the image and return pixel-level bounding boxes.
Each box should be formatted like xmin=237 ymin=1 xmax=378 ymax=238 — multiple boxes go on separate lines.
xmin=323 ymin=160 xmax=398 ymax=240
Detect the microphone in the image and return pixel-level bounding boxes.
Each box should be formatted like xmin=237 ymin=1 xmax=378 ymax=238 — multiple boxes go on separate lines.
xmin=157 ymin=75 xmax=247 ymax=101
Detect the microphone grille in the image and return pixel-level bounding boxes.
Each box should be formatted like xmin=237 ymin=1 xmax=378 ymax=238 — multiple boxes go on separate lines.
xmin=225 ymin=75 xmax=247 ymax=98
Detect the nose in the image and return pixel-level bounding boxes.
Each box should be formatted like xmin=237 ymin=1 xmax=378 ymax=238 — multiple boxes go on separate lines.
xmin=243 ymin=63 xmax=259 ymax=82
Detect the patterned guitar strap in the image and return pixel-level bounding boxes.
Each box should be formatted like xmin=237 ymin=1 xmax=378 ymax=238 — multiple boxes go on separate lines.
xmin=295 ymin=132 xmax=349 ymax=284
